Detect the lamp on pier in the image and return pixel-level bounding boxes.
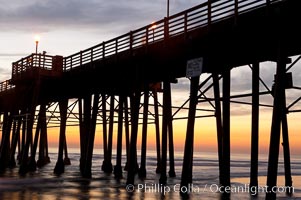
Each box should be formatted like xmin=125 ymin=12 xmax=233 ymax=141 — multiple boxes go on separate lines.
xmin=34 ymin=35 xmax=40 ymax=54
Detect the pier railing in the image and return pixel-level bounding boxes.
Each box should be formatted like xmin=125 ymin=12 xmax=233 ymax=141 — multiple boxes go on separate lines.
xmin=0 ymin=80 xmax=14 ymax=93
xmin=12 ymin=53 xmax=54 ymax=78
xmin=63 ymin=0 xmax=281 ymax=71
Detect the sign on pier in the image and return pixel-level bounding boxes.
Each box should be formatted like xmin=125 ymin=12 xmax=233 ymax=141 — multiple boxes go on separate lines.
xmin=186 ymin=57 xmax=203 ymax=78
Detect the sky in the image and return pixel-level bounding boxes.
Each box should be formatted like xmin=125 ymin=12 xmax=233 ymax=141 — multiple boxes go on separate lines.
xmin=0 ymin=0 xmax=205 ymax=80
xmin=0 ymin=0 xmax=300 ymax=157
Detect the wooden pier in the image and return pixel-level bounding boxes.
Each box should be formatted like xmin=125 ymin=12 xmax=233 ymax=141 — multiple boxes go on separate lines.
xmin=1 ymin=0 xmax=301 ymax=199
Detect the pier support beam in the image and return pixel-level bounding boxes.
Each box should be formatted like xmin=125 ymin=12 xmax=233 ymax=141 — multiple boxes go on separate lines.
xmin=250 ymin=62 xmax=260 ymax=192
xmin=37 ymin=104 xmax=51 ymax=167
xmin=139 ymin=90 xmax=149 ymax=178
xmin=28 ymin=108 xmax=42 ymax=171
xmin=124 ymin=97 xmax=130 ymax=171
xmin=126 ymin=91 xmax=141 ymax=185
xmin=101 ymin=94 xmax=109 ymax=172
xmin=153 ymin=91 xmax=161 ymax=174
xmin=19 ymin=106 xmax=36 ymax=174
xmin=19 ymin=111 xmax=27 ymax=164
xmin=114 ymin=95 xmax=125 ymax=178
xmin=213 ymin=74 xmax=224 ymax=186
xmin=168 ymin=86 xmax=176 ymax=178
xmin=54 ymin=99 xmax=68 ymax=175
xmin=9 ymin=112 xmax=22 ymax=168
xmin=83 ymin=94 xmax=99 ymax=178
xmin=160 ymin=81 xmax=176 ymax=183
xmin=266 ymin=55 xmax=286 ymax=199
xmin=282 ymin=102 xmax=293 ymax=193
xmin=0 ymin=112 xmax=13 ymax=171
xmin=64 ymin=139 xmax=71 ymax=165
xmin=79 ymin=95 xmax=94 ymax=175
xmin=78 ymin=98 xmax=85 ymax=173
xmin=222 ymin=69 xmax=231 ymax=193
xmin=180 ymin=76 xmax=200 ymax=196
xmin=103 ymin=95 xmax=114 ymax=173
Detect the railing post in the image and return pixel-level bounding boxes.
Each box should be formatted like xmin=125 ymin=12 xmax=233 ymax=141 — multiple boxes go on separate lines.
xmin=145 ymin=29 xmax=148 ymax=46
xmin=70 ymin=57 xmax=73 ymax=70
xmin=115 ymin=40 xmax=118 ymax=54
xmin=164 ymin=17 xmax=169 ymax=40
xmin=80 ymin=51 xmax=83 ymax=66
xmin=184 ymin=13 xmax=188 ymax=35
xmin=12 ymin=63 xmax=15 ymax=78
xmin=38 ymin=54 xmax=41 ymax=69
xmin=235 ymin=0 xmax=239 ymax=21
xmin=208 ymin=0 xmax=211 ymax=25
xmin=63 ymin=59 xmax=66 ymax=71
xmin=102 ymin=42 xmax=105 ymax=59
xmin=91 ymin=49 xmax=93 ymax=62
xmin=129 ymin=31 xmax=134 ymax=51
xmin=21 ymin=59 xmax=24 ymax=72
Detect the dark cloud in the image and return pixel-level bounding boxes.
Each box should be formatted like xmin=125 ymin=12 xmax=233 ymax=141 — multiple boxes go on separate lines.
xmin=0 ymin=0 xmax=201 ymax=34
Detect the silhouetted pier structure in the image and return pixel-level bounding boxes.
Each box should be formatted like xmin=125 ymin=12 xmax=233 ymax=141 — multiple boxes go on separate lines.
xmin=0 ymin=0 xmax=301 ymax=199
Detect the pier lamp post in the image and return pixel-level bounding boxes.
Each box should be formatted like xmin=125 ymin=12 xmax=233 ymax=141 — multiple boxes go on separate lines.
xmin=34 ymin=35 xmax=40 ymax=54
xmin=167 ymin=0 xmax=169 ymax=17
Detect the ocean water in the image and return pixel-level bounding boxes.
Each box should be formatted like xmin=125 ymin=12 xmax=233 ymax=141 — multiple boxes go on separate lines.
xmin=0 ymin=149 xmax=300 ymax=200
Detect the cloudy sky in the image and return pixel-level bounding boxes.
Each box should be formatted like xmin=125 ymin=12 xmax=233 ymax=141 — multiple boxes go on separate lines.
xmin=0 ymin=0 xmax=205 ymax=80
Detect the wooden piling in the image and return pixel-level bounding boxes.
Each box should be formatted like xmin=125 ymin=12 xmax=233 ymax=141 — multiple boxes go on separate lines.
xmin=266 ymin=55 xmax=286 ymax=199
xmin=124 ymin=97 xmax=130 ymax=171
xmin=180 ymin=76 xmax=200 ymax=196
xmin=28 ymin=108 xmax=42 ymax=171
xmin=37 ymin=104 xmax=51 ymax=167
xmin=213 ymin=74 xmax=224 ymax=186
xmin=139 ymin=90 xmax=149 ymax=178
xmin=167 ymin=86 xmax=176 ymax=178
xmin=83 ymin=94 xmax=99 ymax=178
xmin=222 ymin=69 xmax=231 ymax=193
xmin=0 ymin=112 xmax=13 ymax=171
xmin=19 ymin=106 xmax=36 ymax=174
xmin=126 ymin=91 xmax=141 ymax=185
xmin=153 ymin=91 xmax=161 ymax=174
xmin=114 ymin=95 xmax=125 ymax=178
xmin=250 ymin=62 xmax=260 ymax=192
xmin=281 ymin=106 xmax=293 ymax=194
xmin=54 ymin=99 xmax=68 ymax=175
xmin=78 ymin=98 xmax=85 ymax=173
xmin=103 ymin=95 xmax=114 ymax=173
xmin=159 ymin=82 xmax=168 ymax=184
xmin=101 ymin=94 xmax=109 ymax=171
xmin=282 ymin=104 xmax=293 ymax=193
xmin=9 ymin=112 xmax=22 ymax=168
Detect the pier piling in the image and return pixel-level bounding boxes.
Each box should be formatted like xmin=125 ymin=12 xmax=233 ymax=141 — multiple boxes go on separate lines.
xmin=114 ymin=95 xmax=125 ymax=178
xmin=250 ymin=62 xmax=260 ymax=192
xmin=222 ymin=69 xmax=231 ymax=193
xmin=139 ymin=90 xmax=149 ymax=178
xmin=54 ymin=99 xmax=68 ymax=175
xmin=180 ymin=76 xmax=200 ymax=196
xmin=266 ymin=54 xmax=286 ymax=199
xmin=126 ymin=91 xmax=141 ymax=185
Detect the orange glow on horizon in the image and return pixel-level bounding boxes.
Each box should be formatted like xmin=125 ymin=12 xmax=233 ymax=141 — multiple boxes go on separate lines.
xmin=45 ymin=110 xmax=301 ymax=156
